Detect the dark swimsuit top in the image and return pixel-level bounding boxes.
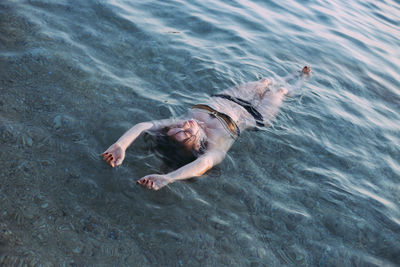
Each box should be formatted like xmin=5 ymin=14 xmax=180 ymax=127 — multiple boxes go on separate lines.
xmin=192 ymin=104 xmax=240 ymax=139
xmin=211 ymin=94 xmax=265 ymax=127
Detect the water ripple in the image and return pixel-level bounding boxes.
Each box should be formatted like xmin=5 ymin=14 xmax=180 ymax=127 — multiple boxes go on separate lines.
xmin=1 ymin=0 xmax=400 ymax=265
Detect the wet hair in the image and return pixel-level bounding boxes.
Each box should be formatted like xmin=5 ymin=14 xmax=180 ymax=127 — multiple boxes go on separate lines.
xmin=144 ymin=127 xmax=208 ymax=169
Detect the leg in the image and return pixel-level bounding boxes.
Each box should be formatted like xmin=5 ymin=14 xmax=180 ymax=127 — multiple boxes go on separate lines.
xmin=218 ymin=78 xmax=272 ymax=102
xmin=256 ymin=88 xmax=288 ymax=124
xmin=278 ymin=87 xmax=288 ymax=95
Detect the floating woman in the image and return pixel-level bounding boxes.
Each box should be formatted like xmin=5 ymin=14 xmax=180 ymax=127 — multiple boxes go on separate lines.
xmin=101 ymin=66 xmax=311 ymax=190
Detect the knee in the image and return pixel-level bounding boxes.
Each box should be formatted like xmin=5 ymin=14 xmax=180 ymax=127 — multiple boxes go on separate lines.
xmin=278 ymin=88 xmax=288 ymax=95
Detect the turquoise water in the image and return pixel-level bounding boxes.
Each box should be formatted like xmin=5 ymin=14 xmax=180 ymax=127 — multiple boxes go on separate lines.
xmin=1 ymin=0 xmax=400 ymax=266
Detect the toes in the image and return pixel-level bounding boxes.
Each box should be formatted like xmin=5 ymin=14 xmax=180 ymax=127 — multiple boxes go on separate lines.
xmin=302 ymin=65 xmax=311 ymax=75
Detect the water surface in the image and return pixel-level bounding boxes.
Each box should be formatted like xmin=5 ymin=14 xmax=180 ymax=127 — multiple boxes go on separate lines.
xmin=1 ymin=0 xmax=399 ymax=266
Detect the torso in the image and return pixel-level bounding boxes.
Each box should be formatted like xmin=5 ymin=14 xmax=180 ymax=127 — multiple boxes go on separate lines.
xmin=207 ymin=97 xmax=256 ymax=130
xmin=188 ymin=108 xmax=236 ymax=151
xmin=185 ymin=79 xmax=287 ymax=152
xmin=206 ymin=78 xmax=287 ymax=130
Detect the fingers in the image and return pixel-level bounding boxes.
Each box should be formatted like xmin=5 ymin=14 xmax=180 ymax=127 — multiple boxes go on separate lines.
xmin=137 ymin=177 xmax=158 ymax=190
xmin=148 ymin=180 xmax=155 ymax=189
xmin=101 ymin=148 xmax=113 ymax=157
xmin=137 ymin=178 xmax=147 ymax=186
xmin=101 ymin=152 xmax=116 ymax=167
xmin=102 ymin=153 xmax=111 ymax=162
xmin=115 ymin=158 xmax=123 ymax=166
xmin=143 ymin=179 xmax=154 ymax=189
xmin=101 ymin=143 xmax=125 ymax=167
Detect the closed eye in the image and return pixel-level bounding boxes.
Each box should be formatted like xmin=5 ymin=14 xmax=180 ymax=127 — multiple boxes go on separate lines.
xmin=183 ymin=132 xmax=196 ymax=144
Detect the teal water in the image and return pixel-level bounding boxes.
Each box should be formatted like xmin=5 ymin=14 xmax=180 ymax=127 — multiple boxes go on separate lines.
xmin=1 ymin=0 xmax=400 ymax=266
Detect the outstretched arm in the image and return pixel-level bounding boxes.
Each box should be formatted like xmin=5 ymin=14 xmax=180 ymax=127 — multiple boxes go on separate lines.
xmin=137 ymin=150 xmax=226 ymax=190
xmin=101 ymin=118 xmax=175 ymax=167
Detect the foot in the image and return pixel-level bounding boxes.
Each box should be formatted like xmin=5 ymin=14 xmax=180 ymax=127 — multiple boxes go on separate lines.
xmin=302 ymin=65 xmax=311 ymax=75
xmin=137 ymin=174 xmax=171 ymax=190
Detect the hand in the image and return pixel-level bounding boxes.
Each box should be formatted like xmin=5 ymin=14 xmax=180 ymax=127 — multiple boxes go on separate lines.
xmin=137 ymin=174 xmax=171 ymax=190
xmin=101 ymin=143 xmax=125 ymax=167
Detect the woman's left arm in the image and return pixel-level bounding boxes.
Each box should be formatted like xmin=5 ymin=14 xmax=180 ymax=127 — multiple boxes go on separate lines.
xmin=137 ymin=150 xmax=226 ymax=190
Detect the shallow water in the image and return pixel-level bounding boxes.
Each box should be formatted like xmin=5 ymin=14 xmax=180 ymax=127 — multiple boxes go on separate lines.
xmin=1 ymin=0 xmax=400 ymax=266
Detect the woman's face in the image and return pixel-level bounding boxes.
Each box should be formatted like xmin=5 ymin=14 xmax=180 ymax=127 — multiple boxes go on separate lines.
xmin=167 ymin=119 xmax=204 ymax=151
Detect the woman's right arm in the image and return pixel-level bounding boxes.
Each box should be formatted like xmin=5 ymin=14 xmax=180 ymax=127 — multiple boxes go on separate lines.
xmin=101 ymin=118 xmax=176 ymax=167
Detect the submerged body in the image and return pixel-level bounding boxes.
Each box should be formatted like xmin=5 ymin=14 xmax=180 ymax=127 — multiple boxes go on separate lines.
xmin=102 ymin=66 xmax=311 ymax=190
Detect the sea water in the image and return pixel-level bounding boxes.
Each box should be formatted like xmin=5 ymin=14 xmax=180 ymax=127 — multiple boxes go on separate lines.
xmin=0 ymin=0 xmax=399 ymax=266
